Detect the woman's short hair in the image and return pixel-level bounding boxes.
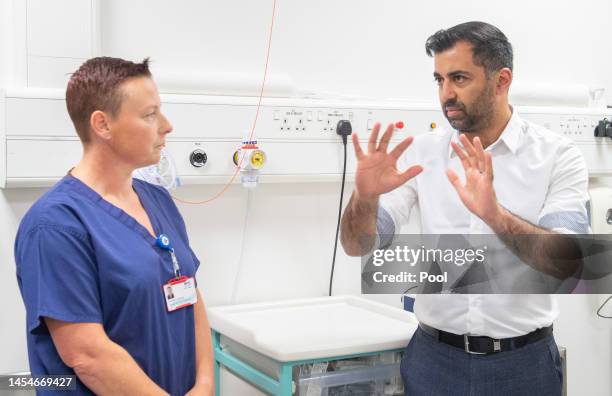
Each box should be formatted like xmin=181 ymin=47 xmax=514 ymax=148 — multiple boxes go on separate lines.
xmin=65 ymin=57 xmax=151 ymax=143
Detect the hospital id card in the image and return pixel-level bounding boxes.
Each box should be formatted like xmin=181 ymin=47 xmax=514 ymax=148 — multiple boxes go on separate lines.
xmin=162 ymin=276 xmax=197 ymax=312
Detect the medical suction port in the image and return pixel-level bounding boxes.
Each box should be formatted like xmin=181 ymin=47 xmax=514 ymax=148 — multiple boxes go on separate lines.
xmin=189 ymin=149 xmax=208 ymax=167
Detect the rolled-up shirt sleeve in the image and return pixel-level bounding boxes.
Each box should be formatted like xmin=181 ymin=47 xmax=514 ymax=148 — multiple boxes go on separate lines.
xmin=537 ymin=142 xmax=590 ymax=234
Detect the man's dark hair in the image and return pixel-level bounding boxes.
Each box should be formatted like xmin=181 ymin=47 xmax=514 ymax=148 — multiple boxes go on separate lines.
xmin=66 ymin=57 xmax=152 ymax=143
xmin=425 ymin=21 xmax=513 ymax=76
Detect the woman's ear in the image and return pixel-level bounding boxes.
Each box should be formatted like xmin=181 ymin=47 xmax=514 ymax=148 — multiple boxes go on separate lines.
xmin=90 ymin=110 xmax=112 ymax=140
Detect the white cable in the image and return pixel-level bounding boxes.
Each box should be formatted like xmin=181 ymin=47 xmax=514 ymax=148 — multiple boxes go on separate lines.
xmin=229 ymin=188 xmax=253 ymax=304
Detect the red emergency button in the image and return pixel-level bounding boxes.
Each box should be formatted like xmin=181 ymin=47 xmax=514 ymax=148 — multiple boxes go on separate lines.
xmin=395 ymin=121 xmax=405 ymax=129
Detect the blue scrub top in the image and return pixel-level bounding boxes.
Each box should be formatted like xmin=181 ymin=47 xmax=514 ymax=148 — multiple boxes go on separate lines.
xmin=14 ymin=175 xmax=200 ymax=395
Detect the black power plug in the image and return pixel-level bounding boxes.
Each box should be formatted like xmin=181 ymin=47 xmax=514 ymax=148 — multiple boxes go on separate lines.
xmin=336 ymin=120 xmax=352 ymax=144
xmin=594 ymin=118 xmax=612 ymax=139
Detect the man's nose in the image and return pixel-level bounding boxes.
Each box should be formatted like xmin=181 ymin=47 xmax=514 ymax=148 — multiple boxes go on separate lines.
xmin=440 ymin=81 xmax=457 ymax=103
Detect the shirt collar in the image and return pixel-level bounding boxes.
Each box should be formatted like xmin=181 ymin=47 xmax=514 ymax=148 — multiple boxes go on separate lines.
xmin=448 ymin=108 xmax=524 ymax=158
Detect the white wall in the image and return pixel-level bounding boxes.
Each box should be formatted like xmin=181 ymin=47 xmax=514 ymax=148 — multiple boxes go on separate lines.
xmin=2 ymin=1 xmax=612 ymax=395
xmin=97 ymin=0 xmax=612 ymax=104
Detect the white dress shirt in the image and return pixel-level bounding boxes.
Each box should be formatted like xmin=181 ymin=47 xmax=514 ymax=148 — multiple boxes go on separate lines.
xmin=378 ymin=110 xmax=589 ymax=338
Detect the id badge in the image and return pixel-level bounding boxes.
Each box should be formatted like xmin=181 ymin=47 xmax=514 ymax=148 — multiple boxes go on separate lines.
xmin=162 ymin=276 xmax=197 ymax=312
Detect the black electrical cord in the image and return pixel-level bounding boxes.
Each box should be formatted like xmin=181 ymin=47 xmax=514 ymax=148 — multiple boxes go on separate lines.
xmin=596 ymin=295 xmax=612 ymax=318
xmin=329 ymin=140 xmax=348 ymax=296
xmin=329 ymin=121 xmax=352 ymax=296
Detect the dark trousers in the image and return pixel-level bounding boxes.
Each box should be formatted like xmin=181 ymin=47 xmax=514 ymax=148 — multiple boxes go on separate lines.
xmin=400 ymin=327 xmax=563 ymax=396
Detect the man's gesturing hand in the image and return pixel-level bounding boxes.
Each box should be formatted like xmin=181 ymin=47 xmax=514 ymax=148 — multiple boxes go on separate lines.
xmin=446 ymin=134 xmax=502 ymax=225
xmin=352 ymin=122 xmax=423 ymax=200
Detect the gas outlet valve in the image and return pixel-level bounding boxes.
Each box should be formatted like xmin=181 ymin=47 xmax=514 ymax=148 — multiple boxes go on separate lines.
xmin=189 ymin=149 xmax=208 ymax=167
xmin=233 ymin=140 xmax=266 ymax=188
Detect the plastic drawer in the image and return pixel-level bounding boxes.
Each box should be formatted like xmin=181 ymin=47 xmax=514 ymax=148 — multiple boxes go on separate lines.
xmin=296 ymin=363 xmax=402 ymax=396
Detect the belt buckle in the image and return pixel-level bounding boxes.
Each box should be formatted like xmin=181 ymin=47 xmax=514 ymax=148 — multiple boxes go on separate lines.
xmin=464 ymin=334 xmax=487 ymax=355
xmin=493 ymin=339 xmax=501 ymax=352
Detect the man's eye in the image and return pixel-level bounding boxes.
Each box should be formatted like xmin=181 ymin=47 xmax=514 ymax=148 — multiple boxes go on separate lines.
xmin=454 ymin=75 xmax=466 ymax=83
xmin=434 ymin=77 xmax=443 ymax=85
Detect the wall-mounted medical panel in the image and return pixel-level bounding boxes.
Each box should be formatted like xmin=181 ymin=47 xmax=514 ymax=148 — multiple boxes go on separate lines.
xmin=169 ymin=140 xmax=357 ymax=180
xmin=6 ymin=139 xmax=81 ymax=185
xmin=1 ymin=89 xmax=611 ymax=187
xmin=160 ymin=98 xmax=443 ymax=141
xmin=4 ymin=138 xmax=359 ymax=187
xmin=3 ymin=93 xmax=443 ymax=140
xmin=6 ymin=96 xmax=73 ymax=137
xmin=0 ymin=90 xmax=6 ymax=185
xmin=519 ymin=109 xmax=612 ymax=175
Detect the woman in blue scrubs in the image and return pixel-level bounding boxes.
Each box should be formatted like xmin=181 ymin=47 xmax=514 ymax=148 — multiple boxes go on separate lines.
xmin=14 ymin=57 xmax=214 ymax=396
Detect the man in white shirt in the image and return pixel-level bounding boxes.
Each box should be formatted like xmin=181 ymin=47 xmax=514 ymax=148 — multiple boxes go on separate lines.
xmin=340 ymin=21 xmax=588 ymax=395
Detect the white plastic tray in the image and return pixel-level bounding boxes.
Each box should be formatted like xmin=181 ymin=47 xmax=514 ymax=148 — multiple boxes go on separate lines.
xmin=207 ymin=295 xmax=418 ymax=362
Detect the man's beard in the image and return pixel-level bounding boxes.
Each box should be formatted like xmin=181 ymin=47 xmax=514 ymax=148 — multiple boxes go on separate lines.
xmin=443 ymin=83 xmax=495 ymax=133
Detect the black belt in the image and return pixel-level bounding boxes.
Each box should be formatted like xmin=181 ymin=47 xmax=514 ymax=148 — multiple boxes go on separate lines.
xmin=418 ymin=323 xmax=553 ymax=355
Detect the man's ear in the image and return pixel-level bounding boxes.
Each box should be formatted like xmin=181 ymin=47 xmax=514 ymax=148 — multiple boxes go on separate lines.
xmin=90 ymin=110 xmax=112 ymax=140
xmin=496 ymin=67 xmax=513 ymax=95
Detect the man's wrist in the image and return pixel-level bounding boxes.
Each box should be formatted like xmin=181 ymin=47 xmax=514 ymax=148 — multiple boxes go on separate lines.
xmin=352 ymin=191 xmax=379 ymax=212
xmin=484 ymin=204 xmax=510 ymax=234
